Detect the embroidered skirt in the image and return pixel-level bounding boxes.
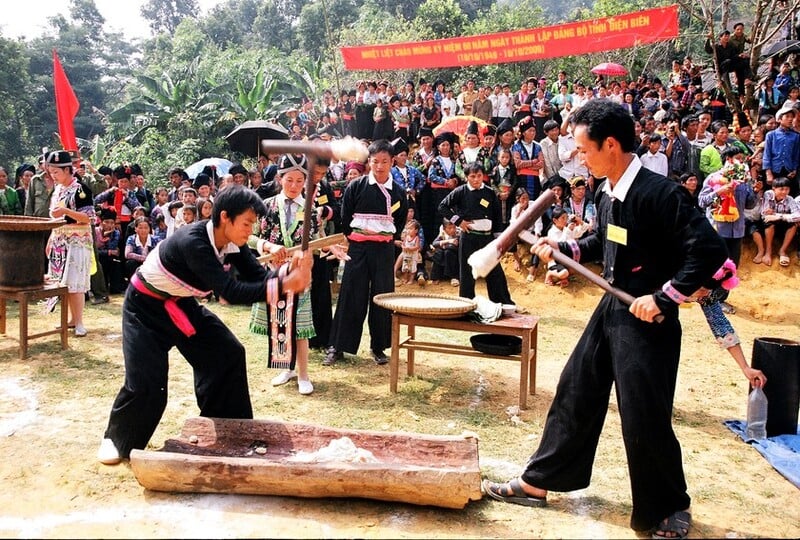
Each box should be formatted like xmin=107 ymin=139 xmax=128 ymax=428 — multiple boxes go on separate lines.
xmin=249 ymin=289 xmax=315 ymax=340
xmin=47 ymin=224 xmax=93 ymax=293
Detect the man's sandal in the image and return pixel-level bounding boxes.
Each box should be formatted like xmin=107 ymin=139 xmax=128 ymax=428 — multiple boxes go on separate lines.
xmin=652 ymin=510 xmax=691 ymax=539
xmin=481 ymin=478 xmax=546 ymax=507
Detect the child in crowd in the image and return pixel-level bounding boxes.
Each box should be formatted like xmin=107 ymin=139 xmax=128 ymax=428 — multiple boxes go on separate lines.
xmin=761 ymin=176 xmax=800 ymax=266
xmin=429 ymin=219 xmax=460 ymax=286
xmin=182 ymin=205 xmax=197 ymax=226
xmin=124 ymin=216 xmax=158 ymax=279
xmin=153 ymin=213 xmax=168 ymax=243
xmin=95 ymin=207 xmax=125 ymax=294
xmin=438 ymin=162 xmax=513 ymax=304
xmin=125 ymin=206 xmax=148 ymax=239
xmin=197 ymin=198 xmax=213 ymax=221
xmin=544 ymin=206 xmax=575 ymax=287
xmin=397 ymin=219 xmax=422 ymax=285
xmin=745 ymin=177 xmax=767 ymax=264
xmin=509 ymin=188 xmax=541 ymax=282
xmin=165 ymin=200 xmax=183 ymax=237
xmin=490 ymin=148 xmax=516 ymax=229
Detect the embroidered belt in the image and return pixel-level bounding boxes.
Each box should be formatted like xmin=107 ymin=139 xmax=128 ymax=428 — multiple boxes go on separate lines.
xmin=518 ymin=168 xmax=538 ymax=176
xmin=131 ymin=272 xmax=196 ymax=337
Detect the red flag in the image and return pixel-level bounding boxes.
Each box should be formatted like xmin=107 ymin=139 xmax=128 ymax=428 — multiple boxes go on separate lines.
xmin=53 ymin=49 xmax=80 ymax=152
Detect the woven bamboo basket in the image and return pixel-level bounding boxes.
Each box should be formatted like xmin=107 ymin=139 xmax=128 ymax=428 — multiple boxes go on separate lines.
xmin=372 ymin=292 xmax=476 ymax=319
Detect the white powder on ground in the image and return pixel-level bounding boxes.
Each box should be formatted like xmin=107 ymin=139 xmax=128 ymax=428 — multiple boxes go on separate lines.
xmin=287 ymin=436 xmax=379 ymax=463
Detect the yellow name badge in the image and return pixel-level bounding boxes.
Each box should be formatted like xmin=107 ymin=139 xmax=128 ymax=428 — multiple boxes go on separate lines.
xmin=317 ymin=194 xmax=329 ymax=205
xmin=479 ymin=198 xmax=490 ymax=208
xmin=391 ymin=201 xmax=400 ymax=213
xmin=607 ymin=224 xmax=628 ymax=246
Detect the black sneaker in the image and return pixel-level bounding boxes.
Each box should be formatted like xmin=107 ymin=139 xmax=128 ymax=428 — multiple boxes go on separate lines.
xmin=91 ymin=296 xmax=110 ymax=305
xmin=323 ymin=347 xmax=342 ymax=366
xmin=372 ymin=349 xmax=389 ymax=365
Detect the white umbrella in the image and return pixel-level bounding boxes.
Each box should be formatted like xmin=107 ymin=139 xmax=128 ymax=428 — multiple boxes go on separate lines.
xmin=184 ymin=158 xmax=233 ymax=179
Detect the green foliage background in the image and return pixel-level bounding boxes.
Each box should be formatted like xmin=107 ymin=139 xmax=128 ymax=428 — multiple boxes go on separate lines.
xmin=0 ymin=0 xmax=761 ymax=184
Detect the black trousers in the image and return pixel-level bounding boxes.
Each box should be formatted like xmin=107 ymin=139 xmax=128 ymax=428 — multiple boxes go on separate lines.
xmin=458 ymin=232 xmax=512 ymax=304
xmin=308 ymin=252 xmax=332 ymax=349
xmin=520 ymin=294 xmax=689 ymax=532
xmin=103 ymin=286 xmax=253 ymax=458
xmin=329 ymin=241 xmax=394 ymax=354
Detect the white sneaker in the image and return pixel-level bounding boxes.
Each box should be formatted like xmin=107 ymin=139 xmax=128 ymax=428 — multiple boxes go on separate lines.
xmin=271 ymin=370 xmax=297 ymax=386
xmin=74 ymin=324 xmax=87 ymax=337
xmin=298 ymin=379 xmax=314 ymax=395
xmin=97 ymin=438 xmax=122 ymax=465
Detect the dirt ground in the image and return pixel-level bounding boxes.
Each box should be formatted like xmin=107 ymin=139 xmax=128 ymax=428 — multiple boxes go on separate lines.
xmin=0 ymin=242 xmax=799 ymax=538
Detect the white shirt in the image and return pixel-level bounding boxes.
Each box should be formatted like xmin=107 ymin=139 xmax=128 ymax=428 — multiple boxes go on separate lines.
xmin=603 ymin=154 xmax=642 ymax=202
xmin=640 ymin=150 xmax=669 ymax=177
xmin=558 ymin=133 xmax=588 ymax=179
xmin=497 ymin=93 xmax=513 ymax=119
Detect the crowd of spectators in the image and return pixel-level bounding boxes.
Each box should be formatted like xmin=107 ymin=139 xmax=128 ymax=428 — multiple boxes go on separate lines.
xmin=3 ymin=25 xmax=800 ymax=314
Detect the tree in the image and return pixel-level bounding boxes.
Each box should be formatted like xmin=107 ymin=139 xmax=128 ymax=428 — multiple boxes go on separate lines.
xmin=412 ymin=0 xmax=469 ymax=39
xmin=201 ymin=0 xmax=261 ymax=48
xmin=676 ymin=0 xmax=800 ymax=114
xmin=0 ymin=37 xmax=34 ymax=167
xmin=296 ymin=0 xmax=360 ymax=60
xmin=140 ymin=0 xmax=200 ymax=35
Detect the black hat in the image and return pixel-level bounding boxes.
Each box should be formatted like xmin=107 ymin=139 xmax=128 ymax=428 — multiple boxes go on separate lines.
xmin=391 ymin=137 xmax=409 ymax=156
xmin=229 ymin=164 xmax=248 ymax=177
xmin=99 ymin=207 xmax=117 ymax=221
xmin=389 ymin=95 xmax=400 ymax=103
xmin=200 ymin=165 xmax=219 ymax=181
xmin=130 ymin=164 xmax=143 ymax=176
xmin=113 ymin=165 xmax=133 ymax=180
xmin=496 ymin=118 xmax=514 ymax=137
xmin=517 ymin=114 xmax=535 ymax=131
xmin=418 ymin=126 xmax=434 ymax=140
xmin=348 ymin=89 xmax=357 ymax=97
xmin=98 ymin=165 xmax=113 ymax=176
xmin=484 ymin=124 xmax=497 ymax=136
xmin=277 ymin=153 xmax=309 ymax=176
xmin=193 ymin=173 xmax=211 ymax=189
xmin=45 ymin=151 xmax=72 ymax=168
xmin=543 ymin=175 xmax=567 ymax=191
xmin=434 ymin=132 xmax=458 ymax=147
xmin=736 ymin=111 xmax=751 ymax=129
xmin=465 ymin=120 xmax=480 ymax=136
xmin=15 ymin=163 xmax=35 ymax=178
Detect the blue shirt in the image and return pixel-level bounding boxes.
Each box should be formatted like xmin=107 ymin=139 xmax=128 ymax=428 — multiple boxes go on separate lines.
xmin=763 ymin=127 xmax=800 ymax=174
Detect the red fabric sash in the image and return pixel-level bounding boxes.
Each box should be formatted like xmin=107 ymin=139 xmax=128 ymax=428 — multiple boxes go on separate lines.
xmin=131 ymin=273 xmax=196 ymax=337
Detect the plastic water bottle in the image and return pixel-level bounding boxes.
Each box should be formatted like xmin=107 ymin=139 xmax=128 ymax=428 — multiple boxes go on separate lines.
xmin=746 ymin=387 xmax=768 ymax=440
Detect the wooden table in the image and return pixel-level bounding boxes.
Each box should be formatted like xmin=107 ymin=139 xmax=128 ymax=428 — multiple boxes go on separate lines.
xmin=0 ymin=283 xmax=69 ymax=359
xmin=389 ymin=312 xmax=539 ymax=409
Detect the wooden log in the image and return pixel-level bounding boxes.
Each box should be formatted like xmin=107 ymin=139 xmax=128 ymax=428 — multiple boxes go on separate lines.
xmin=130 ymin=417 xmax=482 ymax=509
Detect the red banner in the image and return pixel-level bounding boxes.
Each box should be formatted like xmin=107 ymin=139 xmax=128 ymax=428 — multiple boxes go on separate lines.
xmin=341 ymin=5 xmax=679 ymax=71
xmin=53 ymin=49 xmax=80 ymax=152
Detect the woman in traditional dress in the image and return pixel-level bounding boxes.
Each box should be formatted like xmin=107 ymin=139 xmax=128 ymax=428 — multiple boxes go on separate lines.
xmin=248 ymin=154 xmax=318 ymax=395
xmin=45 ymin=151 xmax=95 ymax=337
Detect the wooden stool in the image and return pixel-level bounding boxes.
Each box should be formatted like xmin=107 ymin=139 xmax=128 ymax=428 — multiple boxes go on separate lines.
xmin=0 ymin=283 xmax=69 ymax=359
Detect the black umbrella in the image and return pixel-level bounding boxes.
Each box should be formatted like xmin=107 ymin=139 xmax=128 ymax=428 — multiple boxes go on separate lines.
xmin=225 ymin=120 xmax=289 ymax=157
xmin=760 ymin=39 xmax=800 ymax=58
